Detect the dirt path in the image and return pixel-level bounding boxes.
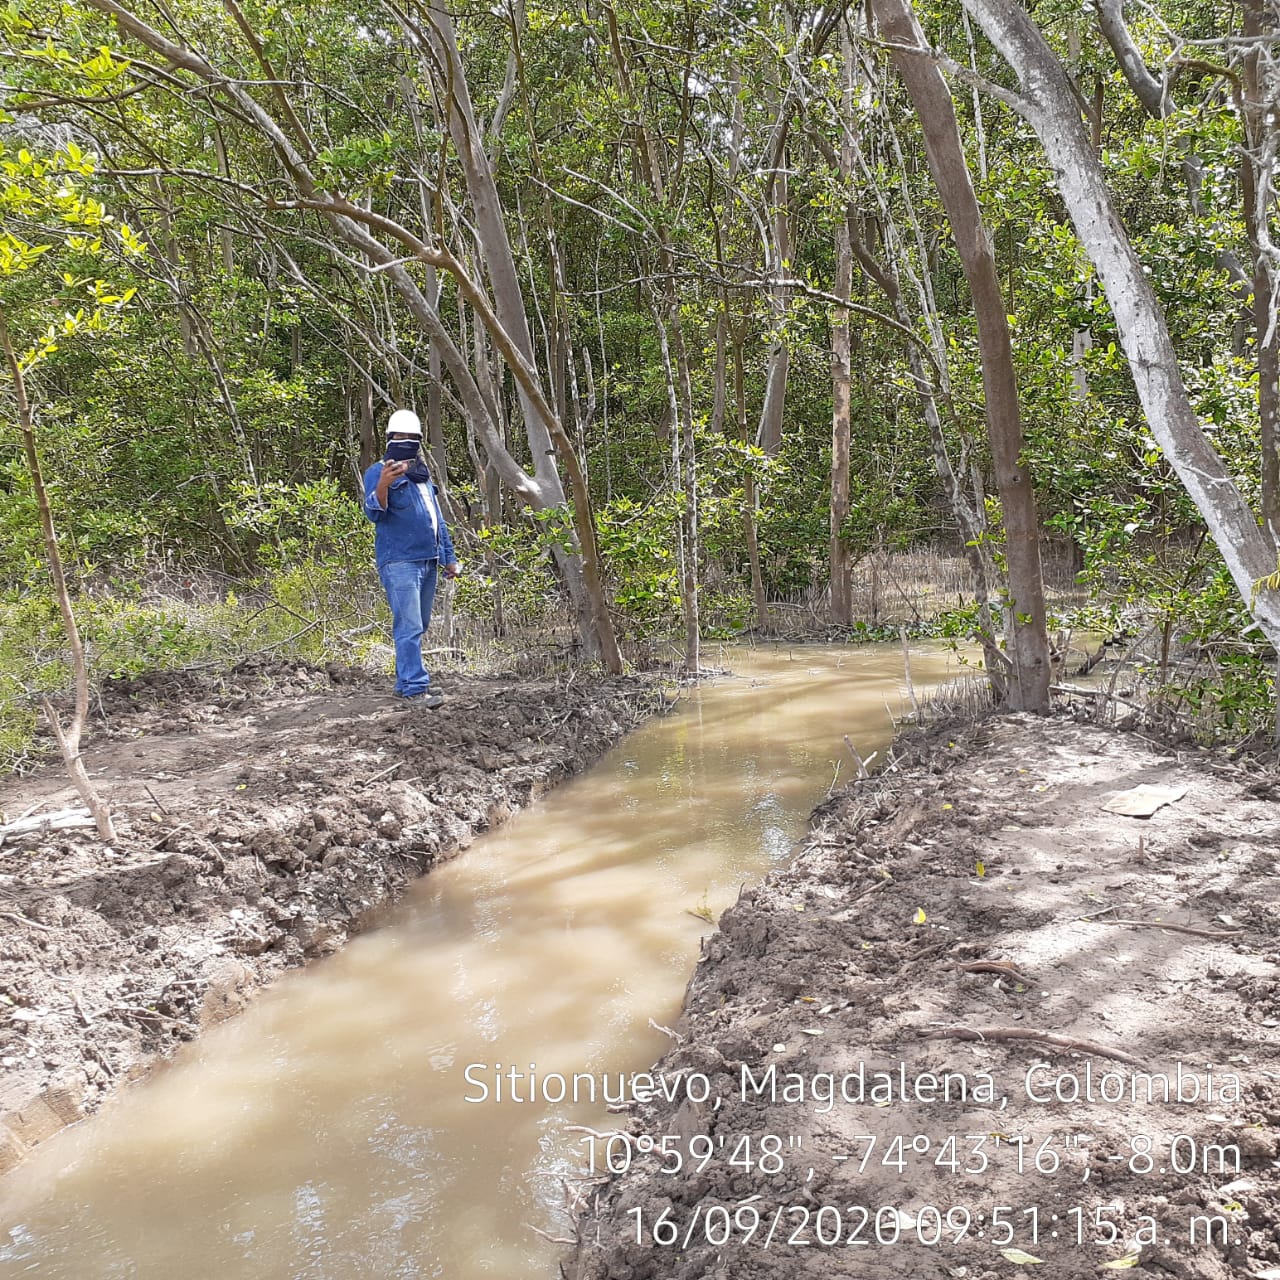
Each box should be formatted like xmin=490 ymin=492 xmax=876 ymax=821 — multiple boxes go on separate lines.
xmin=0 ymin=659 xmax=660 ymax=1174
xmin=567 ymin=714 xmax=1280 ymax=1280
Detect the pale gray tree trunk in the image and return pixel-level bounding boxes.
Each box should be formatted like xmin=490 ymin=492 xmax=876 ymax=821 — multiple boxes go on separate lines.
xmin=830 ymin=29 xmax=855 ymax=626
xmin=1 ymin=311 xmax=116 ymax=841
xmin=963 ymin=0 xmax=1280 ymax=653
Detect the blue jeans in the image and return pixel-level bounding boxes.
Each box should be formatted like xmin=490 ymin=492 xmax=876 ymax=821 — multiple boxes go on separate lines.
xmin=379 ymin=559 xmax=439 ymax=696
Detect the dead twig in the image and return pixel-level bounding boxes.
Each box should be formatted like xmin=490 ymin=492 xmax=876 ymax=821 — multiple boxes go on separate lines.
xmin=359 ymin=760 xmax=403 ymax=787
xmin=1076 ymin=904 xmax=1118 ymax=922
xmin=900 ymin=627 xmax=921 ymax=720
xmin=853 ymin=876 xmax=893 ymax=903
xmin=108 ymin=1003 xmax=188 ymax=1028
xmin=148 ymin=822 xmax=191 ymax=853
xmin=1098 ymin=918 xmax=1243 ymax=940
xmin=70 ymin=987 xmax=93 ymax=1027
xmin=830 ymin=877 xmax=892 ymax=921
xmin=648 ymin=1017 xmax=685 ymax=1045
xmin=924 ymin=1024 xmax=1150 ymax=1069
xmin=955 ymin=959 xmax=1034 ymax=985
xmin=526 ymin=1224 xmax=577 ymax=1245
xmin=843 ymin=735 xmax=870 ymax=780
xmin=0 ymin=909 xmax=60 ymax=934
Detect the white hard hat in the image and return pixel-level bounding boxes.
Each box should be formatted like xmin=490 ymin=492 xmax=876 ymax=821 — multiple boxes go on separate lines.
xmin=387 ymin=409 xmax=423 ymax=436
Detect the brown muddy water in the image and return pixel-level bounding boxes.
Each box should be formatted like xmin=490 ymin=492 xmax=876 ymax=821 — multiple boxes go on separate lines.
xmin=0 ymin=644 xmax=959 ymax=1280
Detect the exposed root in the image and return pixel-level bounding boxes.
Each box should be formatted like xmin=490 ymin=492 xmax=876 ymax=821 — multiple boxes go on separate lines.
xmin=923 ymin=1024 xmax=1151 ymax=1070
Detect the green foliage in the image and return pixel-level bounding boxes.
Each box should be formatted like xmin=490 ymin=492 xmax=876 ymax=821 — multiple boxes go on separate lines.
xmin=596 ymin=493 xmax=680 ymax=636
xmin=222 ymin=476 xmax=371 ymax=574
xmin=0 ymin=0 xmax=1274 ymax=747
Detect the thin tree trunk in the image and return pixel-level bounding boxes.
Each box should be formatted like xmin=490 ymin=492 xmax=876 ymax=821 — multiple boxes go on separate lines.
xmin=213 ymin=125 xmax=235 ymax=274
xmin=830 ymin=208 xmax=854 ymax=626
xmin=417 ymin=1 xmax=565 ymax=500
xmin=652 ymin=304 xmax=700 ymax=672
xmin=358 ymin=371 xmax=377 ymax=470
xmin=831 ymin=27 xmax=856 ymax=627
xmin=603 ymin=4 xmax=700 ymax=669
xmin=727 ymin=319 xmax=768 ymax=627
xmin=1243 ymin=0 xmax=1280 ymax=547
xmin=872 ymin=0 xmax=1051 ymax=711
xmin=757 ymin=125 xmax=793 ymax=457
xmin=840 ymin=216 xmax=1010 ymax=698
xmin=0 ymin=310 xmax=116 ymax=842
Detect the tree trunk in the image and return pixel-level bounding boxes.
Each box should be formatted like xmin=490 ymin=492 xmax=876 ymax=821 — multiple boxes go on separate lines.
xmin=734 ymin=329 xmax=768 ymax=629
xmin=1242 ymin=0 xmax=1280 ymax=547
xmin=653 ymin=302 xmax=701 ymax=672
xmin=830 ymin=207 xmax=854 ymax=626
xmin=757 ymin=127 xmax=793 ymax=457
xmin=0 ymin=310 xmax=116 ymax=842
xmin=963 ymin=0 xmax=1280 ymax=652
xmin=830 ymin=27 xmax=855 ymax=627
xmin=358 ymin=372 xmax=377 ymax=471
xmin=872 ymin=0 xmax=1051 ymax=711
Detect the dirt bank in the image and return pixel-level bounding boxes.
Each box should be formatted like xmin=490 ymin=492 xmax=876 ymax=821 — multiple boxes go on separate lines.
xmin=567 ymin=713 xmax=1280 ymax=1280
xmin=0 ymin=660 xmax=660 ymax=1174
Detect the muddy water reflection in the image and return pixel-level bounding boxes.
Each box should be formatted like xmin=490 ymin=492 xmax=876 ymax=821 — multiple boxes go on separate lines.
xmin=0 ymin=644 xmax=958 ymax=1279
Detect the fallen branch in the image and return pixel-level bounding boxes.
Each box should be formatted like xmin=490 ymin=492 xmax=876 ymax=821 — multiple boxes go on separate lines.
xmin=1098 ymin=917 xmax=1243 ymax=940
xmin=0 ymin=808 xmax=96 ymax=845
xmin=177 ymin=618 xmax=322 ymax=671
xmin=1050 ymin=683 xmax=1146 ymax=713
xmin=923 ymin=1024 xmax=1150 ymax=1069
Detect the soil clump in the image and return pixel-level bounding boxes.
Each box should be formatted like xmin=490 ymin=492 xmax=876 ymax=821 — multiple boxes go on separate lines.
xmin=567 ymin=713 xmax=1280 ymax=1279
xmin=0 ymin=658 xmax=658 ymax=1174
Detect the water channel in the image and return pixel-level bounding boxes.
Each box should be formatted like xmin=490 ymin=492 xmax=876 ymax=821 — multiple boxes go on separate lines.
xmin=0 ymin=643 xmax=959 ymax=1279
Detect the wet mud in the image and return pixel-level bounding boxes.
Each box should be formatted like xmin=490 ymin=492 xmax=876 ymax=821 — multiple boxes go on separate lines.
xmin=0 ymin=659 xmax=659 ymax=1173
xmin=568 ymin=713 xmax=1280 ymax=1280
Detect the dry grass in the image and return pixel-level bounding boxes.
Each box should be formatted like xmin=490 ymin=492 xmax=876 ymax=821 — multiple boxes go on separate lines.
xmin=768 ymin=542 xmax=1085 ymax=631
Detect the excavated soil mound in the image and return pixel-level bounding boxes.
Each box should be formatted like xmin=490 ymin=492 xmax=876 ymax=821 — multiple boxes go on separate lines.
xmin=0 ymin=659 xmax=659 ymax=1174
xmin=568 ymin=713 xmax=1280 ymax=1280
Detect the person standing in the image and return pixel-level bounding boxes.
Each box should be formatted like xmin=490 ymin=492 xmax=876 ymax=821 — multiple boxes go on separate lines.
xmin=362 ymin=409 xmax=460 ymax=707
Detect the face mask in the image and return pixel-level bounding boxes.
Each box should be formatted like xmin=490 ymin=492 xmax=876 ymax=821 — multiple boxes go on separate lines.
xmin=385 ymin=439 xmax=419 ymax=463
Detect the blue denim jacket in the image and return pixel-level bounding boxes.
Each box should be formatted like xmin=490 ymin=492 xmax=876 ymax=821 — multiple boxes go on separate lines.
xmin=361 ymin=462 xmax=458 ymax=569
